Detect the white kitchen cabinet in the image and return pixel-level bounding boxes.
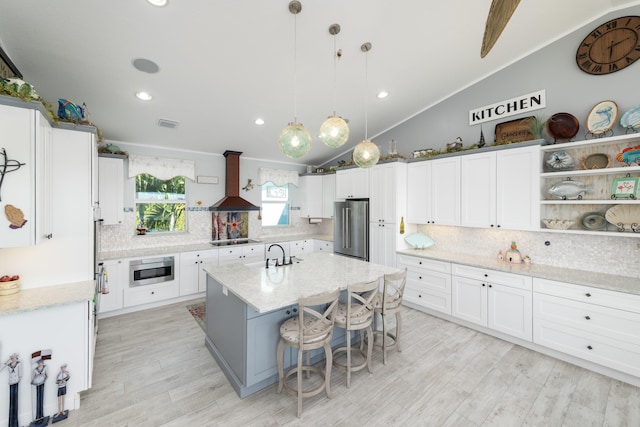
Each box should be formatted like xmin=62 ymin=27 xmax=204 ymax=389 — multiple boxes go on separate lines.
xmin=298 ymin=175 xmax=323 ymax=218
xmin=369 ymin=222 xmax=397 ymax=266
xmin=322 ymin=174 xmax=336 ymax=218
xmin=398 ymin=254 xmax=452 ymax=315
xmin=407 ymin=157 xmax=460 ymax=225
xmin=451 ymin=263 xmax=532 ymax=341
xmin=98 ymin=156 xmax=124 ymax=225
xmin=99 ymin=259 xmax=125 ymax=314
xmin=461 ymin=145 xmax=540 ymax=230
xmin=314 ymin=239 xmax=333 ymax=252
xmin=180 ymin=249 xmax=218 ymax=295
xmin=533 ymin=278 xmax=640 ymax=377
xmin=370 ymin=163 xmax=398 ymax=223
xmin=219 ymin=243 xmax=265 ymax=265
xmin=0 ymin=104 xmax=50 ymax=247
xmin=335 ymin=168 xmax=369 ymax=199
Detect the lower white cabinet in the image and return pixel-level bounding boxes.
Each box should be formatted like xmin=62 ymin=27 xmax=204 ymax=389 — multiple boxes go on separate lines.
xmin=314 ymin=239 xmax=333 ymax=253
xmin=99 ymin=259 xmax=125 ymax=314
xmin=451 ymin=263 xmax=532 ymax=341
xmin=369 ymin=223 xmax=397 ymax=266
xmin=219 ymin=243 xmax=265 ymax=265
xmin=398 ymin=254 xmax=451 ymax=315
xmin=180 ymin=249 xmax=218 ymax=295
xmin=533 ymin=278 xmax=640 ymax=377
xmin=124 ymin=280 xmax=180 ymax=307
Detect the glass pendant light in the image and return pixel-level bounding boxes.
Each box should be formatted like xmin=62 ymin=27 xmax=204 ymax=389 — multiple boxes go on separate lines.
xmin=353 ymin=42 xmax=380 ymax=168
xmin=279 ymin=0 xmax=312 ymax=159
xmin=319 ymin=24 xmax=349 ymax=148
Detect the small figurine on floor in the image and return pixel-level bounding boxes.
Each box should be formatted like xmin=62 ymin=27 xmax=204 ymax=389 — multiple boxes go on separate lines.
xmin=52 ymin=364 xmax=70 ymax=423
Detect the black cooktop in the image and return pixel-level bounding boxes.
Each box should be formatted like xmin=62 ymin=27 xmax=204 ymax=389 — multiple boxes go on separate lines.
xmin=210 ymin=239 xmax=259 ymax=247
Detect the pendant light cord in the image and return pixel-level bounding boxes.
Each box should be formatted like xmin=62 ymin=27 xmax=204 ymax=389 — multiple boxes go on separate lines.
xmin=364 ymin=48 xmax=369 ymax=141
xmin=293 ymin=10 xmax=298 ymax=124
xmin=332 ymin=33 xmax=337 ymax=117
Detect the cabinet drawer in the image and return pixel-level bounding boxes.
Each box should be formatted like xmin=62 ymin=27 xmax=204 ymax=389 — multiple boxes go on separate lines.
xmin=533 ymin=293 xmax=640 ymax=345
xmin=315 ymin=241 xmax=333 ymax=252
xmin=452 ymin=263 xmax=531 ymax=290
xmin=404 ymin=285 xmax=451 ymax=315
xmin=405 ymin=269 xmax=451 ymax=293
xmin=398 ymin=255 xmax=451 ymax=274
xmin=124 ymin=281 xmax=179 ymax=307
xmin=533 ymin=278 xmax=640 ymax=314
xmin=534 ymin=319 xmax=640 ymax=377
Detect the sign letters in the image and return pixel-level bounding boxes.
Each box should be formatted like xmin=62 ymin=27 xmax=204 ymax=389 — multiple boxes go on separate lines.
xmin=469 ymin=90 xmax=546 ymax=125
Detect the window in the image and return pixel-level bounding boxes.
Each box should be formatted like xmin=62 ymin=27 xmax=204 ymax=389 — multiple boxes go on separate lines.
xmin=261 ymin=182 xmax=290 ymax=226
xmin=135 ymin=173 xmax=186 ymax=233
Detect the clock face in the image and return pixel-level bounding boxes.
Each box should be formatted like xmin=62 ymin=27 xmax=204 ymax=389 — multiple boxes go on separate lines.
xmin=576 ymin=16 xmax=640 ymax=75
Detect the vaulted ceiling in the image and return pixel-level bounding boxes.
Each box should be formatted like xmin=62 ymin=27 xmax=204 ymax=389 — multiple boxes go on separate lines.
xmin=1 ymin=0 xmax=638 ymax=165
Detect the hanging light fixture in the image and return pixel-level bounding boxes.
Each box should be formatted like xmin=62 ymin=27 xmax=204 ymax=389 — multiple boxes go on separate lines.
xmin=319 ymin=24 xmax=349 ymax=148
xmin=278 ymin=0 xmax=312 ymax=159
xmin=353 ymin=42 xmax=380 ymax=168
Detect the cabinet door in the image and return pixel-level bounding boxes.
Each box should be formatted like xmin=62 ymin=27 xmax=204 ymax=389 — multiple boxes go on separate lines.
xmin=451 ymin=275 xmax=487 ymax=327
xmin=0 ymin=105 xmax=37 ymax=247
xmin=198 ymin=250 xmax=218 ymax=292
xmin=179 ymin=252 xmax=200 ymax=296
xmin=99 ymin=259 xmax=124 ymax=313
xmin=350 ymin=168 xmax=370 ymax=198
xmin=430 ymin=157 xmax=460 ymax=225
xmin=488 ymin=283 xmax=532 ymax=341
xmin=461 ymin=152 xmax=497 ymax=228
xmin=98 ymin=157 xmax=124 ymax=225
xmin=322 ymin=174 xmax=336 ymax=218
xmin=370 ymin=164 xmax=398 ymax=223
xmin=335 ymin=169 xmax=351 ymax=199
xmin=289 ymin=240 xmax=304 ymax=256
xmin=407 ymin=162 xmax=431 ymax=224
xmin=496 ymin=145 xmax=540 ymax=230
xmin=298 ymin=175 xmax=323 ymax=218
xmin=369 ymin=223 xmax=396 ymax=267
xmin=242 ymin=244 xmax=265 ymax=264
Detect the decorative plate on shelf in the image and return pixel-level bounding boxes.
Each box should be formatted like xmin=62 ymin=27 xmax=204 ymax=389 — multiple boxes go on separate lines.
xmin=580 ymin=212 xmax=607 ymax=231
xmin=605 ymin=204 xmax=640 ymax=232
xmin=544 ymin=150 xmax=575 ymax=171
xmin=586 ymin=100 xmax=618 ymax=135
xmin=616 ymin=145 xmax=640 ymax=165
xmin=546 ymin=113 xmax=579 ymax=141
xmin=620 ymin=104 xmax=640 ymax=131
xmin=581 ymin=153 xmax=610 ymax=170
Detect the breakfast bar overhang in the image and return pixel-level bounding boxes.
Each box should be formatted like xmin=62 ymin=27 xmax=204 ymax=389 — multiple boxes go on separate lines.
xmin=202 ymin=252 xmax=400 ymax=398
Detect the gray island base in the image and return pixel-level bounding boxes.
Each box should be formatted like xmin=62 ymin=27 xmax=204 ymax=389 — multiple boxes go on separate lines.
xmin=203 ymin=252 xmax=400 ymax=398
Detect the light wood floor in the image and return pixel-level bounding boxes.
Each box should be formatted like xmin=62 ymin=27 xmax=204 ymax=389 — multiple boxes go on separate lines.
xmin=65 ymin=299 xmax=639 ymax=426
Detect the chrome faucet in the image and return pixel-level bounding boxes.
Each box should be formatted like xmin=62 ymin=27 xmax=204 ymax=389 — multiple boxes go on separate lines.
xmin=267 ymin=244 xmax=290 ymax=267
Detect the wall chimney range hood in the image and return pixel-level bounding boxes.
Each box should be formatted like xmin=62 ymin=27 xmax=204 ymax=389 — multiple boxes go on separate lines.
xmin=209 ymin=151 xmax=260 ymax=211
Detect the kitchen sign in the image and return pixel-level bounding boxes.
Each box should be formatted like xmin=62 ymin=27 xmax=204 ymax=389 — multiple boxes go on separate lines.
xmin=469 ymin=90 xmax=546 ymax=125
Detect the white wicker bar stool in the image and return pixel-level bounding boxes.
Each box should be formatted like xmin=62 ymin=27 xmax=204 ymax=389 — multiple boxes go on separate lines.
xmin=331 ymin=278 xmax=380 ymax=387
xmin=373 ymin=269 xmax=407 ymax=365
xmin=276 ymin=288 xmax=340 ymax=417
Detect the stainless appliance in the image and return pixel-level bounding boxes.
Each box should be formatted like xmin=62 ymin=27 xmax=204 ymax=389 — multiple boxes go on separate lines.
xmin=334 ymin=199 xmax=369 ymax=261
xmin=129 ymin=256 xmax=175 ymax=287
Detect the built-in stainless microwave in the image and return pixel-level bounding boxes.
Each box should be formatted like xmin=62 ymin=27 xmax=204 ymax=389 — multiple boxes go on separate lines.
xmin=129 ymin=256 xmax=175 ymax=287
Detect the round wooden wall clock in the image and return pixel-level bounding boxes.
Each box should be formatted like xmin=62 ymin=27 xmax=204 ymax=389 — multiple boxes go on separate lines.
xmin=576 ymin=16 xmax=640 ymax=75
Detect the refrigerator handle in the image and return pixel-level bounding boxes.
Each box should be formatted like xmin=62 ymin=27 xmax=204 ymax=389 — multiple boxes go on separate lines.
xmin=345 ymin=207 xmax=351 ymax=249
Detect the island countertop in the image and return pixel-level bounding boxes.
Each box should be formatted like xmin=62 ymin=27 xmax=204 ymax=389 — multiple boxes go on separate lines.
xmin=203 ymin=251 xmax=400 ymax=313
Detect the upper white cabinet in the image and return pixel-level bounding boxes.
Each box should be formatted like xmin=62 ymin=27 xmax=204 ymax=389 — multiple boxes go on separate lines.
xmin=461 ymin=145 xmax=540 ymax=230
xmin=539 ymin=133 xmax=640 ymax=236
xmin=298 ymin=175 xmax=322 ymax=218
xmin=0 ymin=104 xmax=50 ymax=247
xmin=407 ymin=157 xmax=460 ymax=225
xmin=321 ymin=174 xmax=336 ymax=218
xmin=98 ymin=156 xmax=124 ymax=225
xmin=335 ymin=168 xmax=369 ymax=199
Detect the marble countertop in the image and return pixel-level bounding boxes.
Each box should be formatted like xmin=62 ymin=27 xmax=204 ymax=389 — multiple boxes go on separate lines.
xmin=0 ymin=281 xmax=95 ymax=316
xmin=203 ymin=251 xmax=399 ymax=313
xmin=99 ymin=234 xmax=334 ymax=261
xmin=397 ymin=248 xmax=640 ymax=296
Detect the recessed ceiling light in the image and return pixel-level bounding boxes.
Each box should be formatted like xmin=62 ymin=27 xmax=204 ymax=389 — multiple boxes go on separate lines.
xmin=254 ymin=118 xmax=265 ymax=125
xmin=147 ymin=0 xmax=168 ymax=6
xmin=377 ymin=91 xmax=389 ymax=99
xmin=135 ymin=91 xmax=153 ymax=101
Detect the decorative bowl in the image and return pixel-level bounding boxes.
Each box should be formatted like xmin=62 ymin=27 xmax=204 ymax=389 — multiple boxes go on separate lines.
xmin=581 ymin=153 xmax=611 ymax=170
xmin=404 ymin=233 xmax=435 ymax=249
xmin=544 ymin=150 xmax=575 ymax=171
xmin=542 ymin=219 xmax=575 ymax=230
xmin=580 ymin=212 xmax=607 ymax=231
xmin=0 ymin=279 xmax=20 ymax=296
xmin=605 ymin=205 xmax=640 ymax=232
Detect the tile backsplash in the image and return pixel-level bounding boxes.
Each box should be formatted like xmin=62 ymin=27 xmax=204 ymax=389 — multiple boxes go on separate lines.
xmin=99 ymin=210 xmax=333 ymax=253
xmin=417 ymin=224 xmax=640 ymax=277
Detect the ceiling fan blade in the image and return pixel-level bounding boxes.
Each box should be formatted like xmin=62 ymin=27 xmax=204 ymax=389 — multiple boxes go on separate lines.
xmin=481 ymin=0 xmax=521 ymax=58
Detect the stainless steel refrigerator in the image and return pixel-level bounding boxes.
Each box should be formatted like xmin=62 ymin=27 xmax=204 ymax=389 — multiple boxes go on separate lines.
xmin=334 ymin=199 xmax=369 ymax=261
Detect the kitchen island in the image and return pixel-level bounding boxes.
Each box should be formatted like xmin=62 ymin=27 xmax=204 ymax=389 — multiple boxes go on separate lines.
xmin=203 ymin=252 xmax=400 ymax=398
